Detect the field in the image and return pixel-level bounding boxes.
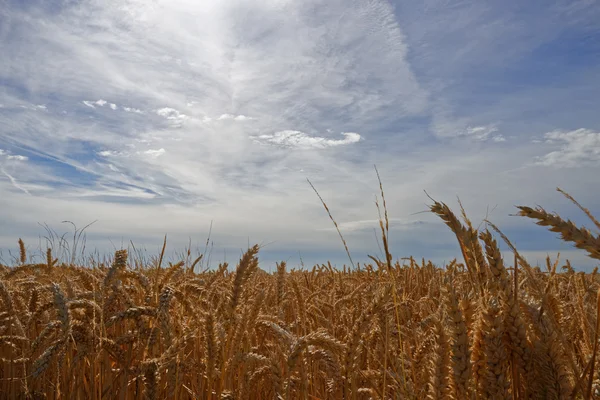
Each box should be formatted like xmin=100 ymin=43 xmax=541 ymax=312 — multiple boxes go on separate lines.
xmin=1 ymin=189 xmax=599 ymax=399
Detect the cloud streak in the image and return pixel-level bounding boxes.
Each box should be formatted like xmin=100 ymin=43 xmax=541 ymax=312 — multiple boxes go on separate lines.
xmin=1 ymin=167 xmax=31 ymax=195
xmin=536 ymin=129 xmax=600 ymax=168
xmin=251 ymin=131 xmax=361 ymax=149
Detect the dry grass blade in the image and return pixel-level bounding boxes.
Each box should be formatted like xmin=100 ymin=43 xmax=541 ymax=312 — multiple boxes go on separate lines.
xmin=307 ymin=178 xmax=355 ymax=270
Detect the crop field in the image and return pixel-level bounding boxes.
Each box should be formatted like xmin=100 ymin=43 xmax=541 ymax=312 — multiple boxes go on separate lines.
xmin=1 ymin=190 xmax=599 ymax=399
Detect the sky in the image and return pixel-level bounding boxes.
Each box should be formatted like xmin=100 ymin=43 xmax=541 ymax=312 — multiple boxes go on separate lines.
xmin=1 ymin=0 xmax=599 ymax=271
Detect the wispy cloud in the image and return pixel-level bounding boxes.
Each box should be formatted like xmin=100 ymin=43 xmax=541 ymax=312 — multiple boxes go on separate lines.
xmin=462 ymin=125 xmax=501 ymax=141
xmin=1 ymin=148 xmax=29 ymax=161
xmin=251 ymin=131 xmax=361 ymax=149
xmin=1 ymin=167 xmax=31 ymax=195
xmin=155 ymin=107 xmax=188 ymax=126
xmin=83 ymin=99 xmax=120 ymax=110
xmin=156 ymin=108 xmax=185 ymax=119
xmin=319 ymin=218 xmax=426 ymax=233
xmin=536 ymin=129 xmax=600 ymax=168
xmin=217 ymin=114 xmax=254 ymax=121
xmin=7 ymin=155 xmax=28 ymax=161
xmin=97 ymin=150 xmax=121 ymax=157
xmin=123 ymin=107 xmax=143 ymax=114
xmin=143 ymin=148 xmax=166 ymax=157
xmin=432 ymin=116 xmax=505 ymax=142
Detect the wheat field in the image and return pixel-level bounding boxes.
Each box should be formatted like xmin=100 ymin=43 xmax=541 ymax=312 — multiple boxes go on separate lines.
xmin=1 ymin=188 xmax=600 ymax=399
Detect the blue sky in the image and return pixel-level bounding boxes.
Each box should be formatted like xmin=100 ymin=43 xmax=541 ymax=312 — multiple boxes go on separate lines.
xmin=1 ymin=0 xmax=599 ymax=270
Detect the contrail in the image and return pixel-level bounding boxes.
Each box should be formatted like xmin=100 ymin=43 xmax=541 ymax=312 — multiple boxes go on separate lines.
xmin=0 ymin=166 xmax=31 ymax=195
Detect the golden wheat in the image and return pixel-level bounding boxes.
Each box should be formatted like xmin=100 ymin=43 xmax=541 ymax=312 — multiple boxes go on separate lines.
xmin=0 ymin=189 xmax=599 ymax=399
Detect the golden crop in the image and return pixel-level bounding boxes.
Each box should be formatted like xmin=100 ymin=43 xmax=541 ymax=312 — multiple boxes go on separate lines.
xmin=1 ymin=187 xmax=599 ymax=399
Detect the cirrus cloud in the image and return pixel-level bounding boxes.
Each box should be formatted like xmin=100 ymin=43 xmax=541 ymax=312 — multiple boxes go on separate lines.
xmin=251 ymin=131 xmax=362 ymax=149
xmin=536 ymin=129 xmax=600 ymax=168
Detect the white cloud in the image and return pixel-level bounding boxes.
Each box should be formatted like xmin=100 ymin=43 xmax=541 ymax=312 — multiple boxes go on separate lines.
xmin=17 ymin=104 xmax=48 ymax=111
xmin=434 ymin=119 xmax=503 ymax=142
xmin=7 ymin=155 xmax=28 ymax=161
xmin=1 ymin=167 xmax=31 ymax=195
xmin=68 ymin=186 xmax=157 ymax=199
xmin=156 ymin=108 xmax=182 ymax=119
xmin=98 ymin=147 xmax=167 ymax=159
xmin=0 ymin=149 xmax=29 ymax=161
xmin=106 ymin=164 xmax=120 ymax=172
xmin=143 ymin=148 xmax=166 ymax=157
xmin=83 ymin=99 xmax=119 ymax=109
xmin=156 ymin=108 xmax=188 ymax=126
xmin=217 ymin=114 xmax=254 ymax=121
xmin=123 ymin=107 xmax=143 ymax=114
xmin=464 ymin=125 xmax=499 ymax=140
xmin=97 ymin=150 xmax=121 ymax=157
xmin=431 ymin=111 xmax=508 ymax=143
xmin=251 ymin=131 xmax=362 ymax=149
xmin=536 ymin=128 xmax=600 ymax=167
xmin=320 ymin=218 xmax=426 ymax=233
